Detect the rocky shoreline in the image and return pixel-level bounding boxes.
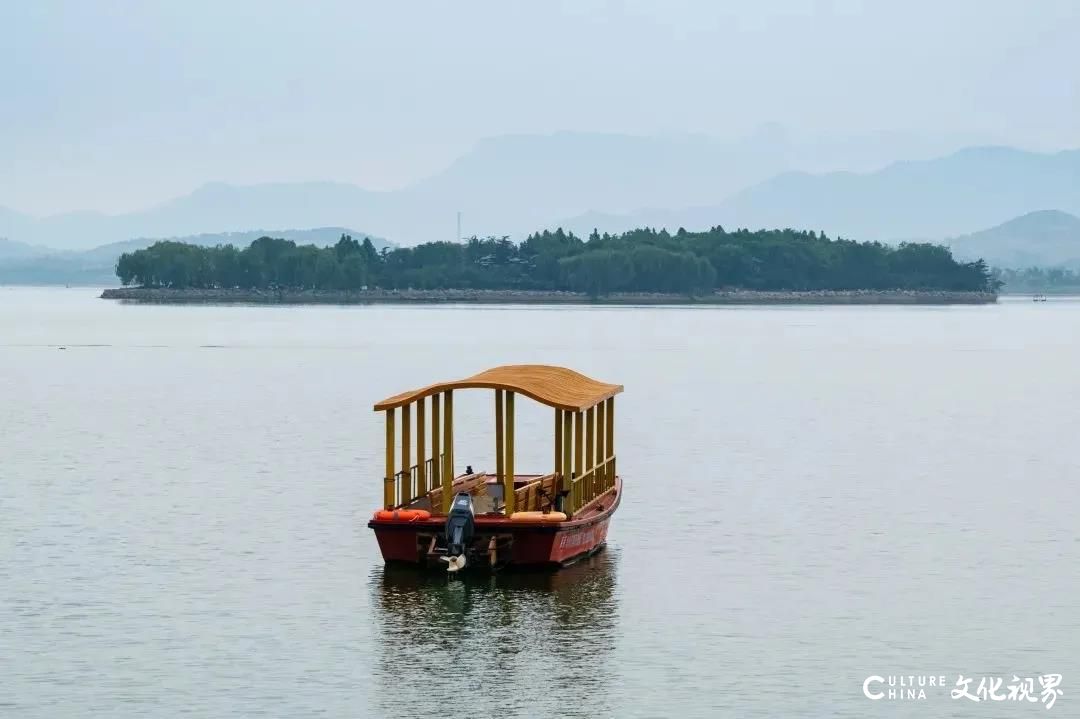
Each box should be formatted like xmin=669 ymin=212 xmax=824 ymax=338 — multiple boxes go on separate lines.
xmin=100 ymin=287 xmax=998 ymax=305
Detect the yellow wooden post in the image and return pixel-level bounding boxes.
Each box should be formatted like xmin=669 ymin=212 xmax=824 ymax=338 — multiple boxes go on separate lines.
xmin=495 ymin=389 xmax=504 ymax=489
xmin=401 ymin=402 xmax=411 ymax=502
xmin=446 ymin=391 xmax=454 ymax=483
xmin=431 ymin=394 xmax=441 ymax=492
xmin=416 ymin=397 xmax=426 ymax=496
xmin=562 ymin=410 xmax=573 ymax=513
xmin=504 ymin=391 xmax=515 ymax=514
xmin=574 ymin=410 xmax=584 ymax=511
xmin=596 ymin=400 xmax=606 ymax=491
xmin=553 ymin=408 xmax=563 ymax=497
xmin=442 ymin=390 xmax=454 ymax=513
xmin=606 ymin=397 xmax=615 ymax=491
xmin=384 ymin=409 xmax=395 ymax=509
xmin=585 ymin=405 xmax=595 ymax=502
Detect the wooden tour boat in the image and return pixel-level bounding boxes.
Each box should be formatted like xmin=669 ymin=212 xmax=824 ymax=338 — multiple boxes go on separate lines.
xmin=368 ymin=365 xmax=623 ymax=572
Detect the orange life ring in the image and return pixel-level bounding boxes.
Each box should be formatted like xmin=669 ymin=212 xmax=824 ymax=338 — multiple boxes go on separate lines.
xmin=510 ymin=511 xmax=567 ymax=522
xmin=373 ymin=508 xmax=432 ymax=521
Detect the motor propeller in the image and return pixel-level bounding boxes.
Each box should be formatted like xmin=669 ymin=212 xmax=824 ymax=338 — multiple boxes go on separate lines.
xmin=441 ymin=554 xmax=467 ymax=572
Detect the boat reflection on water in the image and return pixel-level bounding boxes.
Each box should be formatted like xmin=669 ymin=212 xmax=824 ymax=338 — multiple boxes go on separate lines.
xmin=370 ymin=548 xmax=620 ymax=716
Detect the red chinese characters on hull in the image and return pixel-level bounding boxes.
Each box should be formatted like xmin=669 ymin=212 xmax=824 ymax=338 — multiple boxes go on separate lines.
xmin=550 ymin=518 xmax=611 ymax=564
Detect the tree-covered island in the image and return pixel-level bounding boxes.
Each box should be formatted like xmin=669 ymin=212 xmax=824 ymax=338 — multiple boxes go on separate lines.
xmin=113 ymin=226 xmax=999 ymax=299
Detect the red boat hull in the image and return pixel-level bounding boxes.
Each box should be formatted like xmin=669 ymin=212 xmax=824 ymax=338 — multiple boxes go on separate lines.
xmin=368 ymin=478 xmax=620 ymax=569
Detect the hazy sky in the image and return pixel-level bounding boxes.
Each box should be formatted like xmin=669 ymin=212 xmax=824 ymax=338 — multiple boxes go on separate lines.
xmin=2 ymin=0 xmax=1078 ymax=215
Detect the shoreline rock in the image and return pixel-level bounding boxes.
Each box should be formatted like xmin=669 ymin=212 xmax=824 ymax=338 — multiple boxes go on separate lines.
xmin=100 ymin=287 xmax=998 ymax=305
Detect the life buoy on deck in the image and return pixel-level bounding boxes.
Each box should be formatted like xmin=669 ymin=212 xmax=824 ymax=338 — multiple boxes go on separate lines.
xmin=373 ymin=509 xmax=432 ymax=521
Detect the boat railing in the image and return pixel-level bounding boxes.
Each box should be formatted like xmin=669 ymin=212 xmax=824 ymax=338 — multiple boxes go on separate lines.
xmin=427 ymin=471 xmax=489 ymax=511
xmin=567 ymin=455 xmax=616 ymax=515
xmin=513 ymin=473 xmax=558 ymax=512
xmin=388 ymin=454 xmax=442 ymax=507
xmin=386 ymin=451 xmax=617 ymax=515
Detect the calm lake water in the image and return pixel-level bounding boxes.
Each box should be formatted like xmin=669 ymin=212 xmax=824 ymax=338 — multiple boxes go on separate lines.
xmin=1 ymin=287 xmax=1078 ymax=718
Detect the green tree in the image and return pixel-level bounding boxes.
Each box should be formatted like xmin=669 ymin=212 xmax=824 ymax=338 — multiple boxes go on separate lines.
xmin=559 ymin=250 xmax=635 ymax=297
xmin=314 ymin=250 xmax=342 ymax=289
xmin=341 ymin=254 xmax=367 ymax=289
xmin=114 ymin=226 xmax=997 ymax=295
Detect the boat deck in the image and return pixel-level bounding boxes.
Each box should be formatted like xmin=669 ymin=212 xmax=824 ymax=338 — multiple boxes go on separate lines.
xmin=405 ymin=471 xmax=559 ymax=514
xmin=395 ymin=468 xmax=617 ymax=524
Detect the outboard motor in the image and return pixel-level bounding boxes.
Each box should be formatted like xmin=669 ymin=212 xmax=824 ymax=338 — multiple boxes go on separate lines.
xmin=442 ymin=492 xmax=475 ymax=572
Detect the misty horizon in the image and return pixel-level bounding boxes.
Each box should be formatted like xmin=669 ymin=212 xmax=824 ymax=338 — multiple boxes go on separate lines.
xmin=2 ymin=127 xmax=1061 ymax=219
xmin=3 ymin=138 xmax=1080 ymax=260
xmin=4 ymin=0 xmax=1079 ymax=217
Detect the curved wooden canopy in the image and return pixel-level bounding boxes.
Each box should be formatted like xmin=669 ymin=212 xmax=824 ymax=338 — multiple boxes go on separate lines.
xmin=374 ymin=365 xmax=622 ymax=412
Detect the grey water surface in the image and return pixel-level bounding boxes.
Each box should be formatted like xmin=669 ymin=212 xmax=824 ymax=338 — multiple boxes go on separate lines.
xmin=1 ymin=287 xmax=1077 ymax=718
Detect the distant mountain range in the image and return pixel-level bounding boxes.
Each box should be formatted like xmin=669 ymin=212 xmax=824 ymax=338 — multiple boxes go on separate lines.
xmin=947 ymin=210 xmax=1080 ymax=269
xmin=0 ymin=227 xmax=387 ymax=286
xmin=555 ymin=146 xmax=1080 ymax=242
xmin=4 ymin=131 xmax=1067 ymax=250
xmin=0 ymin=184 xmax=390 ymax=252
xmin=0 ymin=131 xmax=798 ymax=251
xmin=2 ymin=133 xmax=1079 ymax=276
xmin=0 ymin=237 xmax=44 ymax=260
